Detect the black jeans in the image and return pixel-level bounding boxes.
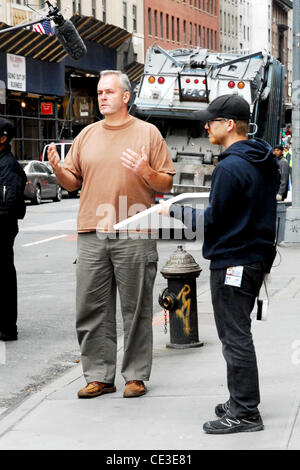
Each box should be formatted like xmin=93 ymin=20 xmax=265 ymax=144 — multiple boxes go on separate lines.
xmin=0 ymin=219 xmax=18 ymax=335
xmin=210 ymin=262 xmax=265 ymax=418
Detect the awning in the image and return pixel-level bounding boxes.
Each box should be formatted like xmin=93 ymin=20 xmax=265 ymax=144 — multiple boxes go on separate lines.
xmin=124 ymin=61 xmax=144 ymax=83
xmin=0 ymin=14 xmax=132 ymax=63
xmin=274 ymin=0 xmax=293 ymax=11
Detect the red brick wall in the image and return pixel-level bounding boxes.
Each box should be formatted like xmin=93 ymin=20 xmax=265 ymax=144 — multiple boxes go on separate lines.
xmin=144 ymin=0 xmax=220 ymax=54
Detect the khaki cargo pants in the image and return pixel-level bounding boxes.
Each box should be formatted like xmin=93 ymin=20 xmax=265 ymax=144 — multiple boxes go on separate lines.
xmin=76 ymin=233 xmax=158 ymax=384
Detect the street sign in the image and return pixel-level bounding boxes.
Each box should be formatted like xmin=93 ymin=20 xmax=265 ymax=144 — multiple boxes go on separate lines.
xmin=0 ymin=80 xmax=5 ymax=105
xmin=41 ymin=102 xmax=53 ymax=115
xmin=7 ymin=54 xmax=26 ymax=92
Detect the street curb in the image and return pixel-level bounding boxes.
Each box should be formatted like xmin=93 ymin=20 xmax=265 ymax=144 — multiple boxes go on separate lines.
xmin=0 ymin=363 xmax=82 ymax=438
xmin=0 ymin=342 xmax=124 ymax=439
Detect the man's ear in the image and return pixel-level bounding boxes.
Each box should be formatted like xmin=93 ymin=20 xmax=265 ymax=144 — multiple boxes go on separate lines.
xmin=123 ymin=91 xmax=130 ymax=104
xmin=227 ymin=119 xmax=235 ymax=132
xmin=0 ymin=135 xmax=7 ymax=145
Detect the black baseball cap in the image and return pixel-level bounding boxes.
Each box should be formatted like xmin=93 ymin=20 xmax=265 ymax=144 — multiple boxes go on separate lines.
xmin=0 ymin=118 xmax=15 ymax=142
xmin=194 ymin=94 xmax=251 ymax=122
xmin=274 ymin=145 xmax=283 ymax=151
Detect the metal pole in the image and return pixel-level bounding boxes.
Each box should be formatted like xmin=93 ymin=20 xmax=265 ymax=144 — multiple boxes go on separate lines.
xmin=284 ymin=0 xmax=300 ymax=242
xmin=0 ymin=18 xmax=50 ymax=34
xmin=292 ymin=0 xmax=300 ymax=208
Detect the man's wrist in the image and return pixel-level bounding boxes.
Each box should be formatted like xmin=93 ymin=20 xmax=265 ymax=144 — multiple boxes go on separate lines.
xmin=142 ymin=166 xmax=156 ymax=180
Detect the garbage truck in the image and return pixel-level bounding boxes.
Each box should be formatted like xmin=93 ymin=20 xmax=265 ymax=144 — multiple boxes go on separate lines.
xmin=132 ymin=45 xmax=285 ymax=196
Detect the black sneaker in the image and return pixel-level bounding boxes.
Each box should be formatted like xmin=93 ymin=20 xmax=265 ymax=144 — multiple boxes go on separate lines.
xmin=203 ymin=412 xmax=264 ymax=435
xmin=215 ymin=400 xmax=230 ymax=418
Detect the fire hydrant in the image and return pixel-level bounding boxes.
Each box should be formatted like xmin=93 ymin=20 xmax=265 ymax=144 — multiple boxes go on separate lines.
xmin=159 ymin=245 xmax=203 ymax=349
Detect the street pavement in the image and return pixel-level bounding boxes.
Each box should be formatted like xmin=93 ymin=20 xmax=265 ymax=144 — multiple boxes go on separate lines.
xmin=0 ymin=236 xmax=299 ymax=450
xmin=0 ymin=197 xmax=208 ymax=414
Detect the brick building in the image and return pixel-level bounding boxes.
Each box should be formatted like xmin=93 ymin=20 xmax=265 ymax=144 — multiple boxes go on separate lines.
xmin=144 ymin=0 xmax=219 ymax=54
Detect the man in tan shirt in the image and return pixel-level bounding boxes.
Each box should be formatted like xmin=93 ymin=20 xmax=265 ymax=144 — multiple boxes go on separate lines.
xmin=48 ymin=70 xmax=175 ymax=399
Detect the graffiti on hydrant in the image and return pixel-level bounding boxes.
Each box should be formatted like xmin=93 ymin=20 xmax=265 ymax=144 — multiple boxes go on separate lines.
xmin=176 ymin=284 xmax=191 ymax=335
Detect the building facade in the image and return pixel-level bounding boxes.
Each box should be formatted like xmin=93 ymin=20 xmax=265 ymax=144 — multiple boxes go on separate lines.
xmin=219 ymin=0 xmax=252 ymax=54
xmin=59 ymin=0 xmax=144 ymax=64
xmin=144 ymin=0 xmax=220 ymax=54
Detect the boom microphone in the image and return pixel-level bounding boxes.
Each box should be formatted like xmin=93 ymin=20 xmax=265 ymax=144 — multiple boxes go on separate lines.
xmin=55 ymin=19 xmax=87 ymax=61
xmin=46 ymin=1 xmax=87 ymax=61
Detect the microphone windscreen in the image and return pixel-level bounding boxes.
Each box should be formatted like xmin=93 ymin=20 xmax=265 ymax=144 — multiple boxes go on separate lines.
xmin=55 ymin=19 xmax=87 ymax=61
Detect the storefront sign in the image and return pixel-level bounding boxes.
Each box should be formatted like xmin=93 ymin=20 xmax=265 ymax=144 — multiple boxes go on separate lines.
xmin=7 ymin=54 xmax=26 ymax=92
xmin=41 ymin=102 xmax=53 ymax=115
xmin=0 ymin=80 xmax=5 ymax=105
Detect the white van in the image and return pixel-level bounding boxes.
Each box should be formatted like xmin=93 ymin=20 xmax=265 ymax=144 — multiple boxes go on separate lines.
xmin=41 ymin=141 xmax=73 ymax=164
xmin=41 ymin=141 xmax=79 ymax=197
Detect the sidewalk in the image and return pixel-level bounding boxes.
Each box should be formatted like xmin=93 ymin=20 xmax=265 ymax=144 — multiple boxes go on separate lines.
xmin=0 ymin=245 xmax=299 ymax=450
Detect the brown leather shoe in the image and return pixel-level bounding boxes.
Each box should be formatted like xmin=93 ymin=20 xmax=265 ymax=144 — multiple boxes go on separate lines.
xmin=77 ymin=382 xmax=116 ymax=399
xmin=123 ymin=380 xmax=147 ymax=398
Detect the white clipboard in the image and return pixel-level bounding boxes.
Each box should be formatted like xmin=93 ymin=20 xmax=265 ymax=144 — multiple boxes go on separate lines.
xmin=113 ymin=192 xmax=209 ymax=230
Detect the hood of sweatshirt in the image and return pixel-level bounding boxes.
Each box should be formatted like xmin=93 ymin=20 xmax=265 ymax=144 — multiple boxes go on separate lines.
xmin=219 ymin=138 xmax=277 ymax=168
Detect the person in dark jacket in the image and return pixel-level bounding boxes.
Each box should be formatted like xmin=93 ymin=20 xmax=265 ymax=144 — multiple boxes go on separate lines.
xmin=0 ymin=118 xmax=27 ymax=341
xmin=158 ymin=94 xmax=279 ymax=435
xmin=274 ymin=145 xmax=289 ymax=201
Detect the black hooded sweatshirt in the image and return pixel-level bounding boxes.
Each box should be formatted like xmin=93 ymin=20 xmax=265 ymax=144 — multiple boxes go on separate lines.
xmin=171 ymin=138 xmax=280 ymax=269
xmin=0 ymin=144 xmax=27 ymax=221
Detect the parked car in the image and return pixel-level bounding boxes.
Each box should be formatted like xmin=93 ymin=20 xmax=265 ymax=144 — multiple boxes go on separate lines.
xmin=19 ymin=160 xmax=62 ymax=204
xmin=41 ymin=141 xmax=79 ymax=198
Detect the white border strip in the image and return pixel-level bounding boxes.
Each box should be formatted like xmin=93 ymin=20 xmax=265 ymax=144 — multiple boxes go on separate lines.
xmin=22 ymin=234 xmax=68 ymax=247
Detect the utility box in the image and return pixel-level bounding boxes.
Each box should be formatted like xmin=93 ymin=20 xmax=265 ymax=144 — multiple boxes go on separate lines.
xmin=277 ymin=201 xmax=292 ymax=243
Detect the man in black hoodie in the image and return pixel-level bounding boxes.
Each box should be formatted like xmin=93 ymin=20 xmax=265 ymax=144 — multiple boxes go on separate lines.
xmin=159 ymin=94 xmax=279 ymax=434
xmin=0 ymin=118 xmax=27 ymax=341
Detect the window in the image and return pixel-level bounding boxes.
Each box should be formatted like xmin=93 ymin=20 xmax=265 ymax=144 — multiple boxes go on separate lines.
xmin=73 ymin=0 xmax=76 ymax=14
xmin=132 ymin=5 xmax=137 ymax=32
xmin=189 ymin=22 xmax=192 ymax=45
xmin=102 ymin=0 xmax=106 ymax=22
xmin=166 ymin=14 xmax=169 ymax=40
xmin=148 ymin=8 xmax=152 ymax=35
xmin=203 ymin=26 xmax=205 ymax=47
xmin=123 ymin=2 xmax=127 ymax=30
xmin=177 ymin=18 xmax=180 ymax=42
xmin=160 ymin=12 xmax=164 ymax=38
xmin=154 ymin=10 xmax=158 ymax=37
xmin=172 ymin=16 xmax=175 ymax=42
xmin=78 ymin=0 xmax=81 ymax=14
xmin=92 ymin=0 xmax=96 ymax=17
xmin=207 ymin=28 xmax=209 ymax=49
xmin=183 ymin=20 xmax=186 ymax=44
xmin=199 ymin=25 xmax=201 ymax=46
xmin=194 ymin=24 xmax=197 ymax=46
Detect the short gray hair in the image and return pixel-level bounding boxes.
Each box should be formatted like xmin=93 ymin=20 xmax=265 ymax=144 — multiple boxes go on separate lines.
xmin=99 ymin=70 xmax=131 ymax=92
